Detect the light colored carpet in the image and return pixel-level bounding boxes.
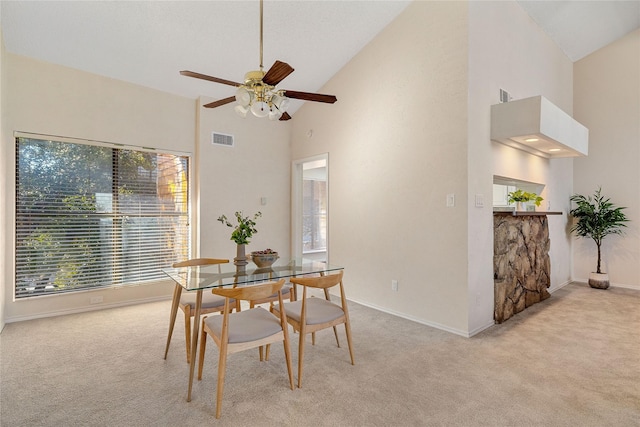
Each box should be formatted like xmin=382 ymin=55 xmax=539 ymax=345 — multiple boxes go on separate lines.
xmin=1 ymin=282 xmax=639 ymax=426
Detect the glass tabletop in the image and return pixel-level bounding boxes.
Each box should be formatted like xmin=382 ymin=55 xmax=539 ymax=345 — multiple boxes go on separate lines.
xmin=162 ymin=258 xmax=343 ymax=291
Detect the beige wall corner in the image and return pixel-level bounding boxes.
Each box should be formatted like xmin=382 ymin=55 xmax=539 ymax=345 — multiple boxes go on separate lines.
xmin=573 ymin=29 xmax=640 ymax=289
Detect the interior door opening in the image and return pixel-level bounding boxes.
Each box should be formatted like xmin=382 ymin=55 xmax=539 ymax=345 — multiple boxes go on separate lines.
xmin=292 ymin=154 xmax=328 ymax=263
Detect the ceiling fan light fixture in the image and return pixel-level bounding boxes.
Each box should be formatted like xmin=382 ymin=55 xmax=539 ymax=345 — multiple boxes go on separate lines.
xmin=179 ymin=0 xmax=336 ymax=122
xmin=272 ymin=94 xmax=290 ymax=113
xmin=250 ymin=101 xmax=270 ymax=118
xmin=235 ymin=87 xmax=252 ymax=107
xmin=268 ymin=108 xmax=283 ymax=121
xmin=234 ymin=104 xmax=249 ymax=118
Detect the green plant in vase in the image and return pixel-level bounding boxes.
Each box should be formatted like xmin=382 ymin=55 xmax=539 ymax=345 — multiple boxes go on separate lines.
xmin=508 ymin=189 xmax=543 ymax=211
xmin=218 ymin=211 xmax=262 ymax=266
xmin=569 ymin=187 xmax=628 ymax=289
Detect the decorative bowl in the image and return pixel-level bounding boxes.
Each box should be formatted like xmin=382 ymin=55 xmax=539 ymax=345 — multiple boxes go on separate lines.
xmin=251 ymin=251 xmax=279 ymax=268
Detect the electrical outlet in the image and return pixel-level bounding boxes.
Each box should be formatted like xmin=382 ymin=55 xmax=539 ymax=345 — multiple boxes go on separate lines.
xmin=391 ymin=280 xmax=398 ymax=292
xmin=90 ymin=296 xmax=103 ymax=304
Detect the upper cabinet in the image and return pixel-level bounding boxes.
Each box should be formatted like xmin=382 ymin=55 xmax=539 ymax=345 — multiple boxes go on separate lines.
xmin=491 ymin=96 xmax=588 ymax=159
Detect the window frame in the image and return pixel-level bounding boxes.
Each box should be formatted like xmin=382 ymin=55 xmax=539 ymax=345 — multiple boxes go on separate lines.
xmin=13 ymin=132 xmax=192 ymax=299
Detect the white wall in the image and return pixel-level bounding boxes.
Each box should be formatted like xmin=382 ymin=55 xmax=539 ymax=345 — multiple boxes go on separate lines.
xmin=0 ymin=17 xmax=6 ymax=330
xmin=195 ymin=98 xmax=292 ymax=260
xmin=2 ymin=53 xmax=196 ymax=322
xmin=288 ymin=0 xmax=578 ymax=336
xmin=291 ymin=1 xmax=471 ymax=335
xmin=573 ymin=29 xmax=640 ymax=289
xmin=467 ymin=1 xmax=575 ymax=333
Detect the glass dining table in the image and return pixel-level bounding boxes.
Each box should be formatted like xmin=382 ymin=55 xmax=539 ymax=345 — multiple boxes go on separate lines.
xmin=161 ymin=257 xmax=344 ymax=402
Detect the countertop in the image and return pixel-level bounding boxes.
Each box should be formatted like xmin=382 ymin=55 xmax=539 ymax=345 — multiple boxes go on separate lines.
xmin=493 ymin=211 xmax=563 ymax=216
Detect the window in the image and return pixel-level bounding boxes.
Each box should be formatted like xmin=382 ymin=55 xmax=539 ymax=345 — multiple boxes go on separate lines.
xmin=15 ymin=135 xmax=190 ymax=298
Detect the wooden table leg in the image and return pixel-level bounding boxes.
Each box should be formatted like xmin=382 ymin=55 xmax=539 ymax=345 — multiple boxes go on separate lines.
xmin=164 ymin=284 xmax=182 ymax=360
xmin=187 ymin=289 xmax=203 ymax=402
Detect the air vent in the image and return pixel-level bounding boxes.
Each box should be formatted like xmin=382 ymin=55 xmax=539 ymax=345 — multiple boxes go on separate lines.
xmin=499 ymin=89 xmax=511 ymax=103
xmin=211 ymin=132 xmax=234 ymax=147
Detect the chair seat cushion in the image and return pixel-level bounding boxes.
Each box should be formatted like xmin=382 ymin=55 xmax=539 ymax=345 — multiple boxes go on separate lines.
xmin=276 ymin=297 xmax=344 ymax=325
xmin=181 ymin=292 xmax=233 ymax=310
xmin=205 ymin=307 xmax=283 ymax=343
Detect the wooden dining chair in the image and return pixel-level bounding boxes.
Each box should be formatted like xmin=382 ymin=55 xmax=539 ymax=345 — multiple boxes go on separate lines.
xmin=170 ymin=258 xmax=234 ymax=363
xmin=247 ymin=281 xmax=296 ymax=362
xmin=271 ymin=270 xmax=354 ymax=388
xmin=197 ymin=279 xmax=294 ymax=419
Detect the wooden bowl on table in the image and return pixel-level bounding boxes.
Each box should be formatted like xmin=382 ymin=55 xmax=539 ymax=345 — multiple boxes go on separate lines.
xmin=251 ymin=251 xmax=279 ymax=268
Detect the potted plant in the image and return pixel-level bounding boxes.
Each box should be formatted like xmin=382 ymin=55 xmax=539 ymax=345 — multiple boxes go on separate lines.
xmin=508 ymin=189 xmax=543 ymax=211
xmin=569 ymin=188 xmax=628 ymax=289
xmin=217 ymin=211 xmax=262 ymax=266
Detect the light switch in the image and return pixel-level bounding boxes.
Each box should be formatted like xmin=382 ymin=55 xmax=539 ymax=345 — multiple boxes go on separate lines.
xmin=475 ymin=194 xmax=484 ymax=208
xmin=260 ymin=197 xmax=267 ymax=206
xmin=446 ymin=193 xmax=455 ymax=207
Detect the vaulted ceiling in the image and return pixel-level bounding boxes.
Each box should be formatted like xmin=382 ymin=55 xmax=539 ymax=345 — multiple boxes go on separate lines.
xmin=2 ymin=1 xmax=638 ymax=113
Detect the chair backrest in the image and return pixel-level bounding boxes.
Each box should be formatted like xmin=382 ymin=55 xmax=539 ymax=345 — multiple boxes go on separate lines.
xmin=172 ymin=258 xmax=229 ymax=268
xmin=290 ymin=270 xmax=343 ymax=289
xmin=213 ymin=279 xmax=286 ymax=302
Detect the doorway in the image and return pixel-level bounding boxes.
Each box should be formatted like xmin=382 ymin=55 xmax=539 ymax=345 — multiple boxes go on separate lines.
xmin=292 ymin=154 xmax=328 ymax=262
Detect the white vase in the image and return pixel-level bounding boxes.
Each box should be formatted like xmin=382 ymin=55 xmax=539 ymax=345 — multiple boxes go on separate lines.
xmin=516 ymin=201 xmax=528 ymax=211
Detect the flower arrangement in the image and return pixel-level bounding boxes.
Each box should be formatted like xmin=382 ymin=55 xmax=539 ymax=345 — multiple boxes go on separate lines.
xmin=217 ymin=211 xmax=262 ymax=245
xmin=507 ymin=189 xmax=543 ymax=207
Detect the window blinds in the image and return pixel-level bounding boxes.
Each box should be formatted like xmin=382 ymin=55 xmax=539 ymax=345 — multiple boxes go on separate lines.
xmin=15 ymin=136 xmax=191 ymax=298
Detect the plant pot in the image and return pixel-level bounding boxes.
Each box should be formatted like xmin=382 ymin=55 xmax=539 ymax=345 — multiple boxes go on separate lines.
xmin=588 ymin=272 xmax=610 ymax=290
xmin=516 ymin=201 xmax=528 ymax=211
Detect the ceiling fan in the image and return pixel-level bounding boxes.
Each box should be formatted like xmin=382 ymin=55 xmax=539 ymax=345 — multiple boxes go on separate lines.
xmin=180 ymin=0 xmax=337 ymax=121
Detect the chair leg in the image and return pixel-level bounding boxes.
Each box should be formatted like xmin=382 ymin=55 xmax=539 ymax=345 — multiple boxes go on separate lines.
xmin=344 ymin=322 xmax=355 ymax=365
xmin=265 ymin=344 xmax=271 ymax=361
xmin=197 ymin=323 xmax=208 ymax=380
xmin=215 ymin=344 xmax=228 ymax=419
xmin=259 ymin=346 xmax=264 ymax=361
xmin=332 ymin=326 xmax=341 ymax=348
xmin=184 ymin=306 xmax=192 ymax=363
xmin=282 ymin=328 xmax=294 ymax=390
xmin=312 ymin=332 xmax=315 ymax=345
xmin=297 ymin=329 xmax=306 ymax=388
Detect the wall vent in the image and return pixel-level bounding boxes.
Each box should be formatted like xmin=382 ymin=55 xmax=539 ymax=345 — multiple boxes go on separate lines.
xmin=211 ymin=132 xmax=234 ymax=147
xmin=499 ymin=89 xmax=511 ymax=103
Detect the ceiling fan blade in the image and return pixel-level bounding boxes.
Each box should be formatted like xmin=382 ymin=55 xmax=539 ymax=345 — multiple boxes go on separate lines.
xmin=279 ymin=112 xmax=292 ymax=121
xmin=283 ymin=90 xmax=337 ymax=104
xmin=203 ymin=96 xmax=236 ymax=109
xmin=180 ymin=70 xmax=242 ymax=87
xmin=263 ymin=60 xmax=295 ymax=86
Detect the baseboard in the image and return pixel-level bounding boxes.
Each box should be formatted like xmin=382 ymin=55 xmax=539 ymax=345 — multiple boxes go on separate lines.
xmin=3 ymin=295 xmax=171 ymax=324
xmin=347 ymin=297 xmax=473 ymax=338
xmin=468 ymin=320 xmax=497 ymax=337
xmin=571 ymin=278 xmax=640 ymax=291
xmin=549 ymin=279 xmax=572 ymax=293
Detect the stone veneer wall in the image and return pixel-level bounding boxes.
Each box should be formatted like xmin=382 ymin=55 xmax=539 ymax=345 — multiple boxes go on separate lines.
xmin=493 ymin=214 xmax=551 ymax=323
